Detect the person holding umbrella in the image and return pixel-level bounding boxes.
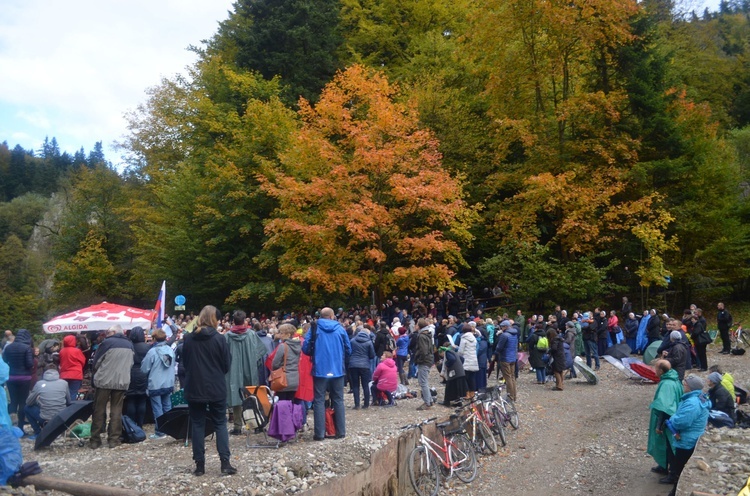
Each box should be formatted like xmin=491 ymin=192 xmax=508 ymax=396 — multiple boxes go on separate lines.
xmin=182 ymin=305 xmax=236 ymax=476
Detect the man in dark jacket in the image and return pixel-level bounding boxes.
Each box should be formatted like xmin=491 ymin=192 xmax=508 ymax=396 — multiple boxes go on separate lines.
xmin=492 ymin=320 xmax=518 ymax=401
xmin=90 ymin=325 xmax=134 ymax=449
xmin=647 ymin=310 xmax=662 ymax=346
xmin=183 ymin=305 xmax=234 ymax=476
xmin=373 ymin=323 xmax=392 ymax=358
xmin=716 ymin=303 xmax=733 ymax=355
xmin=663 ymin=329 xmax=689 ymax=381
xmin=410 ymin=318 xmax=435 ymax=411
xmin=2 ymin=329 xmax=34 ymax=433
xmin=302 ymin=307 xmax=351 ymax=441
xmin=124 ymin=326 xmax=150 ymax=427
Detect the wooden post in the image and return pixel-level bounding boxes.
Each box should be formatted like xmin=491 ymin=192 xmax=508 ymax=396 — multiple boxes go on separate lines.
xmin=16 ymin=474 xmax=143 ymax=496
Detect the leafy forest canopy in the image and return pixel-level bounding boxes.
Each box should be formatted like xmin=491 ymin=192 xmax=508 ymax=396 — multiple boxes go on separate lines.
xmin=2 ymin=0 xmax=750 ymax=332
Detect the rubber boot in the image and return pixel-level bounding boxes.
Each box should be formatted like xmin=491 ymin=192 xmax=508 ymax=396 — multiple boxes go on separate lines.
xmin=193 ymin=461 xmax=205 ymax=477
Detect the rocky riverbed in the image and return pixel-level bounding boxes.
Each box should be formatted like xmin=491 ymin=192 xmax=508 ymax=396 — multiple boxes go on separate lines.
xmin=6 ymin=344 xmax=750 ymax=496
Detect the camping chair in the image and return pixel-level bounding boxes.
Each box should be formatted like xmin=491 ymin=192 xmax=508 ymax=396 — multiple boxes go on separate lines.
xmin=240 ymin=385 xmax=279 ymax=449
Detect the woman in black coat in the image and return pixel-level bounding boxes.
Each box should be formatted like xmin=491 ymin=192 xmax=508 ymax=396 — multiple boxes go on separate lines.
xmin=183 ymin=305 xmax=235 ymax=477
xmin=548 ymin=329 xmax=566 ymax=391
xmin=2 ymin=329 xmax=34 ymax=432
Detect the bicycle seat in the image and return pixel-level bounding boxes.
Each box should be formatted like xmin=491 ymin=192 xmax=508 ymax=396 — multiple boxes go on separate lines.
xmin=476 ymin=392 xmax=488 ymax=401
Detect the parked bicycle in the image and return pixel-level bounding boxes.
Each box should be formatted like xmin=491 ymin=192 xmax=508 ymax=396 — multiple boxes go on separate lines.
xmin=487 ymin=383 xmax=519 ymax=431
xmin=402 ymin=416 xmax=478 ymax=496
xmin=455 ymin=394 xmax=498 ymax=454
xmin=730 ymin=322 xmax=749 ymax=353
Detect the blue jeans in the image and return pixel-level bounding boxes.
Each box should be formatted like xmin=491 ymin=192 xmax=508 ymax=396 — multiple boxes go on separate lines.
xmin=348 ymin=368 xmax=371 ymax=408
xmin=65 ymin=379 xmax=82 ymax=400
xmin=24 ymin=404 xmax=45 ymax=434
xmin=585 ymin=340 xmax=600 ymax=369
xmin=535 ymin=367 xmax=546 ymax=383
xmin=313 ymin=376 xmax=345 ymax=439
xmin=149 ymin=389 xmax=172 ymax=435
xmin=188 ymin=400 xmax=230 ymax=463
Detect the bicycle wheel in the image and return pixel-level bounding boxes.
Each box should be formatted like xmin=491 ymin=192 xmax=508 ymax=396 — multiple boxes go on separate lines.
xmin=740 ymin=330 xmax=750 ymax=348
xmin=449 ymin=434 xmax=477 ymax=483
xmin=491 ymin=404 xmax=506 ymax=433
xmin=477 ymin=420 xmax=499 ymax=453
xmin=504 ymin=399 xmax=520 ymax=429
xmin=408 ymin=446 xmax=440 ymax=496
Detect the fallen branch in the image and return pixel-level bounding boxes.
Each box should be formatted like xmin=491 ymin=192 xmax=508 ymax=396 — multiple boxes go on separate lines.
xmin=16 ymin=474 xmax=143 ymax=496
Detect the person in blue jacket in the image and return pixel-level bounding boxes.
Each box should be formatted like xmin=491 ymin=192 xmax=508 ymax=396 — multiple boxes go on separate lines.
xmin=347 ymin=327 xmax=375 ymax=409
xmin=141 ymin=328 xmax=175 ymax=439
xmin=302 ymin=307 xmax=352 ymax=441
xmin=395 ymin=327 xmax=410 ymax=386
xmin=662 ymin=375 xmax=710 ymax=495
xmin=492 ymin=320 xmax=519 ymax=401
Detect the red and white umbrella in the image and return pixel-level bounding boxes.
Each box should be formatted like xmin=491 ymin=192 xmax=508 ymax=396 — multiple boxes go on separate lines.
xmin=43 ymin=302 xmax=155 ymax=334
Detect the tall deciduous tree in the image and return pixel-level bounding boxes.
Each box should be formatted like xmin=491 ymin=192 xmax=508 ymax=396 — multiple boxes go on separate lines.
xmin=121 ymin=56 xmax=297 ymax=310
xmin=259 ymin=65 xmax=478 ymax=300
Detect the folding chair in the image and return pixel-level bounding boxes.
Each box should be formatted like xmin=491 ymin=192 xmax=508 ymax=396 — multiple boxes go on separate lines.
xmin=241 ymin=385 xmax=279 ymax=449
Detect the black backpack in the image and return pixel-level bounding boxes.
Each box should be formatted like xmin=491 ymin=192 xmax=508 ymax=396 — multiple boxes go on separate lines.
xmin=121 ymin=415 xmax=146 ymax=443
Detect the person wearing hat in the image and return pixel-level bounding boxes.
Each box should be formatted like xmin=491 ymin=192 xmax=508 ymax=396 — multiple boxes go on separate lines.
xmin=661 ymin=374 xmax=710 ymax=494
xmin=491 ymin=320 xmax=518 ymax=401
xmin=707 ymin=371 xmax=735 ymax=428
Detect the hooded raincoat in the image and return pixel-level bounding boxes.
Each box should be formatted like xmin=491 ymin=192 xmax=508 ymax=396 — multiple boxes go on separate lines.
xmin=647 ymin=369 xmax=683 ymax=469
xmin=224 ymin=326 xmax=266 ymax=408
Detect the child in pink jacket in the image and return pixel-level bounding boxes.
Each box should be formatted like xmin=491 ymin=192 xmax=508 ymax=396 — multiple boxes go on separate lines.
xmin=372 ymin=351 xmax=399 ymax=406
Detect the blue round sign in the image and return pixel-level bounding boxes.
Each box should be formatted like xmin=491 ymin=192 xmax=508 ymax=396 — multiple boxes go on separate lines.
xmin=174 ymin=295 xmax=186 ymax=306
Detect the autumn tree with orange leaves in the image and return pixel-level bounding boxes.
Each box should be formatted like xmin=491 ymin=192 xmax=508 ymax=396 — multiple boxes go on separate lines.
xmin=259 ymin=65 xmax=478 ymax=301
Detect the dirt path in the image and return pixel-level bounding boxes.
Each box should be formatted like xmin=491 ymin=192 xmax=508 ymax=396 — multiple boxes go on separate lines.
xmin=459 ymin=365 xmax=672 ymax=496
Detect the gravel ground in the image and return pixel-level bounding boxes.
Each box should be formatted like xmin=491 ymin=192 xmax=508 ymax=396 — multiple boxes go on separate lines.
xmin=12 ymin=345 xmax=750 ymax=496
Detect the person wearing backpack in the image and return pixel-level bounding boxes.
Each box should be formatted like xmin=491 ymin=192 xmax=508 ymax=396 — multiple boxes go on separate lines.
xmin=140 ymin=328 xmax=175 ymax=439
xmin=527 ymin=324 xmax=548 ymax=384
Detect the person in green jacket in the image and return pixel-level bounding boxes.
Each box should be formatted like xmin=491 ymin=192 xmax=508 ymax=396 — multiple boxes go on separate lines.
xmin=225 ymin=310 xmax=267 ymax=435
xmin=647 ymin=360 xmax=683 ymax=476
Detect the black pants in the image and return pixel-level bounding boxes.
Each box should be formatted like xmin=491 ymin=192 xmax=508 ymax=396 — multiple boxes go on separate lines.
xmin=719 ymin=327 xmax=730 ymax=352
xmin=125 ymin=394 xmax=147 ymax=427
xmin=666 ymin=446 xmax=695 ymax=494
xmin=188 ymin=400 xmax=230 ymax=463
xmin=7 ymin=380 xmax=31 ymax=429
xmin=695 ymin=343 xmax=708 ymax=371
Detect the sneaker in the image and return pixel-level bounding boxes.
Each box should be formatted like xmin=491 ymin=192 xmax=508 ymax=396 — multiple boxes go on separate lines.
xmin=24 ymin=434 xmax=37 ymax=441
xmin=416 ymin=403 xmax=432 ymax=411
xmin=149 ymin=433 xmax=167 ymax=440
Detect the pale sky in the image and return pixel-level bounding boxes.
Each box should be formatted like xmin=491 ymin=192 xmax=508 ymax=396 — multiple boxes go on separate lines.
xmin=0 ymin=0 xmax=234 ymax=165
xmin=0 ymin=0 xmax=724 ymax=168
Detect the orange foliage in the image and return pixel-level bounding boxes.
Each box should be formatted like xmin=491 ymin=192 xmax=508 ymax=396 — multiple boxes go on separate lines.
xmin=259 ymin=65 xmax=478 ymax=296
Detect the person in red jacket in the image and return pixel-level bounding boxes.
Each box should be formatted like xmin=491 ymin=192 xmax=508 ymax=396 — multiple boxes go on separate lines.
xmin=58 ymin=335 xmax=86 ymax=400
xmin=371 ymin=351 xmax=399 ymax=406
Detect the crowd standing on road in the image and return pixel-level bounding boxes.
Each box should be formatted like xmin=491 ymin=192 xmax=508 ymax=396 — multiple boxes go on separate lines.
xmin=0 ymin=293 xmax=744 ymax=489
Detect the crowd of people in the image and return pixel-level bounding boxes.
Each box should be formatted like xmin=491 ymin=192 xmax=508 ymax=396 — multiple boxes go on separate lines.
xmin=0 ymin=294 xmax=740 ymax=485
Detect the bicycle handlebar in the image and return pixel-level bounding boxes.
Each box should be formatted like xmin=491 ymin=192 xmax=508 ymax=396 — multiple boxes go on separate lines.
xmin=400 ymin=417 xmax=438 ymax=430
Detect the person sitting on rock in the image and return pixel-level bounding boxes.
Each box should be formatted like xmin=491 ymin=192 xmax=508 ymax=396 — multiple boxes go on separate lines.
xmin=371 ymin=351 xmax=398 ymax=406
xmin=706 ymin=372 xmax=735 ymax=429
